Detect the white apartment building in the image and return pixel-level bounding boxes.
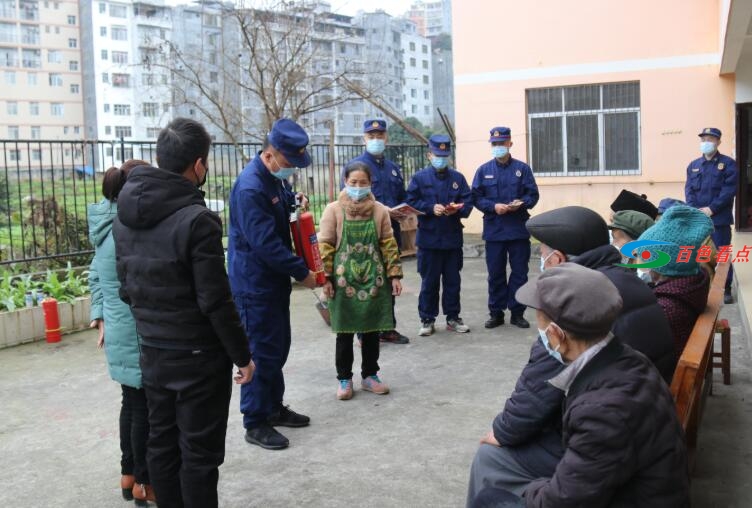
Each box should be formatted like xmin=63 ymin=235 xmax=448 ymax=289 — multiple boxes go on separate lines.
xmin=80 ymin=0 xmax=172 ymax=153
xmin=399 ymin=19 xmax=433 ymax=127
xmin=0 ymin=0 xmax=84 ymax=166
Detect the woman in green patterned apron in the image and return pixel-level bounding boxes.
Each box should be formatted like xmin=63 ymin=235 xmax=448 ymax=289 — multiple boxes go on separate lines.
xmin=319 ymin=162 xmax=403 ymax=400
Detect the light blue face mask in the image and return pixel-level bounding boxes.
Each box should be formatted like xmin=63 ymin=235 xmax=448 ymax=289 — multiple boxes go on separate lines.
xmin=700 ymin=141 xmax=717 ymax=156
xmin=271 ymin=154 xmax=299 ymax=180
xmin=273 ymin=167 xmax=297 ymax=180
xmin=492 ymin=146 xmax=509 ymax=159
xmin=538 ymin=326 xmax=566 ymax=365
xmin=366 ymin=139 xmax=385 ymax=156
xmin=431 ymin=156 xmax=448 ymax=170
xmin=539 ymin=250 xmax=555 ymax=273
xmin=346 ymin=185 xmax=371 ymax=201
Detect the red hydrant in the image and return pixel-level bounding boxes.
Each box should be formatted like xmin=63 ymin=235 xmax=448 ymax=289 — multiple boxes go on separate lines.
xmin=42 ymin=298 xmax=61 ymax=343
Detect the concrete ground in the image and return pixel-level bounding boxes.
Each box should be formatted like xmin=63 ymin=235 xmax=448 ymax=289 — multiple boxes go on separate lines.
xmin=1 ymin=256 xmax=750 ymax=507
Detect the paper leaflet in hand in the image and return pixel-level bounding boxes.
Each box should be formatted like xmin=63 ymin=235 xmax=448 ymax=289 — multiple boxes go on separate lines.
xmin=389 ymin=203 xmax=425 ymax=220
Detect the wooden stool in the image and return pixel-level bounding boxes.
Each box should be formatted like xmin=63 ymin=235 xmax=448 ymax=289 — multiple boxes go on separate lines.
xmin=712 ymin=319 xmax=731 ymax=386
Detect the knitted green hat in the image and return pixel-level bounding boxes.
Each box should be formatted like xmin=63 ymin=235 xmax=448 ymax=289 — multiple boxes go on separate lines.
xmin=637 ymin=205 xmax=713 ymax=277
xmin=608 ymin=210 xmax=655 ymax=240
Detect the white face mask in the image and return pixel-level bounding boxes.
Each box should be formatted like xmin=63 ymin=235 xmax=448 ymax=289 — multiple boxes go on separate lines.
xmin=637 ymin=268 xmax=651 ymax=283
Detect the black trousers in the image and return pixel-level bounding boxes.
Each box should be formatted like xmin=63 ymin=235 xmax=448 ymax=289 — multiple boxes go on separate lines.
xmin=336 ymin=332 xmax=380 ymax=380
xmin=120 ymin=384 xmax=150 ymax=484
xmin=140 ymin=345 xmax=233 ymax=508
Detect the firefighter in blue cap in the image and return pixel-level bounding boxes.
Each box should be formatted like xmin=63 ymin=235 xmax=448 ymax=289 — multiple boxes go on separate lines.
xmin=406 ymin=134 xmax=473 ymax=336
xmin=228 ymin=118 xmax=318 ymax=450
xmin=343 ymin=119 xmax=410 ymax=344
xmin=472 ymin=127 xmax=540 ymax=329
xmin=685 ymin=127 xmax=738 ymax=303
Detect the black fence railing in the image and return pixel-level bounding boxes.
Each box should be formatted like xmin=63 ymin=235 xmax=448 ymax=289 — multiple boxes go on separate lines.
xmin=0 ymin=140 xmax=428 ymax=266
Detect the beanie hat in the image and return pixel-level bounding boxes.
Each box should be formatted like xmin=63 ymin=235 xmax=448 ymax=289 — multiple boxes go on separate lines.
xmin=608 ymin=210 xmax=655 ymax=240
xmin=657 ymin=198 xmax=686 ymax=215
xmin=637 ymin=205 xmax=714 ymax=277
xmin=610 ymin=189 xmax=659 ymax=219
xmin=526 ymin=206 xmax=609 ymax=255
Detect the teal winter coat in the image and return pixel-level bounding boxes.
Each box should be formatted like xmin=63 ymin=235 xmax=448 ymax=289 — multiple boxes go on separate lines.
xmin=88 ymin=199 xmax=141 ymax=388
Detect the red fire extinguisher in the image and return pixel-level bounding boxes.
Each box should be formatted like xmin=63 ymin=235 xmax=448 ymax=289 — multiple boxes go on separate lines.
xmin=290 ymin=201 xmax=326 ymax=286
xmin=42 ymin=297 xmax=62 ymax=343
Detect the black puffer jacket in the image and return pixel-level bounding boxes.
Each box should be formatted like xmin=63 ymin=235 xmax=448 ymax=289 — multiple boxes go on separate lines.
xmin=113 ymin=165 xmax=251 ymax=368
xmin=573 ymin=245 xmax=677 ymax=382
xmin=524 ymin=338 xmax=689 ymax=508
xmin=492 ymin=245 xmax=677 ymax=473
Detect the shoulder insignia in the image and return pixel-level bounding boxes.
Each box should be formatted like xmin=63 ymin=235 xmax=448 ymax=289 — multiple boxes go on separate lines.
xmin=692 ymin=168 xmax=700 ymax=173
xmin=271 ymin=196 xmax=279 ymax=204
xmin=392 ymin=169 xmax=398 ymax=176
xmin=718 ymin=163 xmax=725 ymax=170
xmin=515 ymin=170 xmax=521 ymax=177
xmin=452 ymin=181 xmax=459 ymax=190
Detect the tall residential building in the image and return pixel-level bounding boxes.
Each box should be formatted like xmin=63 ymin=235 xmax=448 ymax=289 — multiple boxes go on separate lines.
xmin=356 ymin=10 xmax=405 ymax=128
xmin=1 ymin=0 xmax=84 ymax=165
xmin=399 ymin=18 xmax=432 ymax=127
xmin=80 ymin=0 xmax=173 ymax=165
xmin=407 ymin=0 xmax=451 ymax=38
xmin=171 ymin=1 xmax=242 ymax=144
xmin=432 ymin=45 xmax=454 ymax=126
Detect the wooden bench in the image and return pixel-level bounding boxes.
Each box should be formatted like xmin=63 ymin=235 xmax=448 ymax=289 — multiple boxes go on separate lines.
xmin=669 ymin=261 xmax=730 ymax=470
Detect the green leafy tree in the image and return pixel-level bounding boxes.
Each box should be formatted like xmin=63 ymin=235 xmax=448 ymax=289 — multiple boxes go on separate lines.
xmin=387 ymin=117 xmax=434 ymax=145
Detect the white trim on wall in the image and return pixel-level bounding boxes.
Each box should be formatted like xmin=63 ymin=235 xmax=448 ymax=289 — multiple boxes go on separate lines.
xmin=455 ymin=53 xmax=721 ymax=86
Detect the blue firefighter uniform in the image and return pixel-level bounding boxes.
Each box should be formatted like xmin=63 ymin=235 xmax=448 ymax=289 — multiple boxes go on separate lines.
xmin=342 ymin=155 xmax=407 ymax=247
xmin=472 ymin=127 xmax=539 ymax=324
xmin=685 ymin=127 xmax=738 ymax=293
xmin=228 ymin=121 xmax=311 ymax=433
xmin=407 ymin=159 xmax=473 ymax=324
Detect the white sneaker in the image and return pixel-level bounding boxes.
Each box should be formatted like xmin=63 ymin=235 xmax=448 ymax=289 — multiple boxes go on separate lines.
xmin=446 ymin=318 xmax=470 ymax=333
xmin=418 ymin=321 xmax=435 ymax=336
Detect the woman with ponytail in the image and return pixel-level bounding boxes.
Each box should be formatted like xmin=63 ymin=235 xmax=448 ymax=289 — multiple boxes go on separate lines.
xmin=87 ymin=159 xmax=156 ymax=505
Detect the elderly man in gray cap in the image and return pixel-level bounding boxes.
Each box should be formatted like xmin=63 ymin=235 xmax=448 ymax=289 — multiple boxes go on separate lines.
xmin=467 ymin=264 xmax=689 ymax=508
xmin=466 ymin=206 xmax=676 ymax=507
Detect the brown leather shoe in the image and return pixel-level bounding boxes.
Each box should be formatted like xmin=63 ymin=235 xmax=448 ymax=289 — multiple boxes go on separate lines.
xmin=132 ymin=483 xmax=156 ymax=506
xmin=120 ymin=475 xmax=135 ymax=500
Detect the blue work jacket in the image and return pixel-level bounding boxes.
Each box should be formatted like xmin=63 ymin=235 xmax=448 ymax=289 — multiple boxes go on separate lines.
xmin=406 ymin=166 xmax=473 ymax=249
xmin=684 ymin=152 xmax=738 ymax=226
xmin=472 ymin=157 xmax=540 ymax=241
xmin=228 ymin=155 xmax=309 ymax=297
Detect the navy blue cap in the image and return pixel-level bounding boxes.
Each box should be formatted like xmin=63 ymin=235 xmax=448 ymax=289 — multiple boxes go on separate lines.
xmin=428 ymin=134 xmax=451 ymax=156
xmin=364 ymin=119 xmax=387 ymax=133
xmin=268 ymin=118 xmax=311 ymax=168
xmin=698 ymin=127 xmax=722 ymax=139
xmin=657 ymin=198 xmax=686 ymax=214
xmin=489 ymin=126 xmax=511 ymax=143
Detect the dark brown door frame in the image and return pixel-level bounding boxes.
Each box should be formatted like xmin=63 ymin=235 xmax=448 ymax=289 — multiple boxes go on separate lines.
xmin=735 ymin=103 xmax=752 ymax=231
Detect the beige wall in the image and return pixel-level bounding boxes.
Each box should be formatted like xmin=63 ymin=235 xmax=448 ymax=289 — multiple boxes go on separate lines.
xmin=1 ymin=0 xmax=83 ymax=170
xmin=453 ymin=0 xmax=735 ymax=232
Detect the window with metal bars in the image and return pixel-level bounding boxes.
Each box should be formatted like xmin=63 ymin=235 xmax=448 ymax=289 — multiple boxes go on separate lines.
xmin=526 ymin=81 xmax=641 ymax=176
